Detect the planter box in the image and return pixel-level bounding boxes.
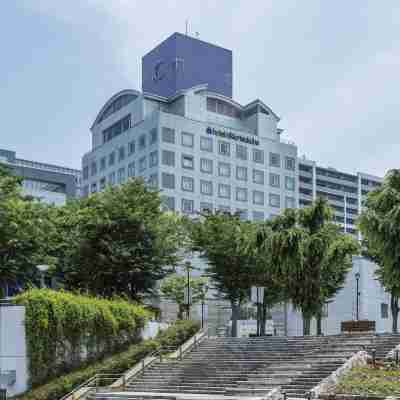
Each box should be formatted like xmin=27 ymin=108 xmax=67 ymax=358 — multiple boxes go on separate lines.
xmin=341 ymin=320 xmax=376 ymax=333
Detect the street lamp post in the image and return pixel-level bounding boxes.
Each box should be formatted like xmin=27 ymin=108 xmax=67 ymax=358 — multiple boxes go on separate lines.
xmin=201 ymin=284 xmax=209 ymax=329
xmin=37 ymin=265 xmax=50 ymax=289
xmin=355 ymin=272 xmax=360 ymax=321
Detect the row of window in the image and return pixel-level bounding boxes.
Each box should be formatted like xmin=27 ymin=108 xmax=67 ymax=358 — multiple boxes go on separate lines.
xmin=161 ymin=127 xmax=295 ymax=169
xmin=98 ymin=94 xmax=137 ymax=124
xmin=161 ymin=172 xmax=295 ymax=208
xmin=102 ymin=114 xmax=132 ymax=144
xmin=23 ymin=179 xmax=66 ymax=194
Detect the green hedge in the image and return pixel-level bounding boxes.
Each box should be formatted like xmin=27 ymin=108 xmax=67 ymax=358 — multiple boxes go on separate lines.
xmin=15 ymin=320 xmax=200 ymax=400
xmin=14 ymin=289 xmax=150 ymax=386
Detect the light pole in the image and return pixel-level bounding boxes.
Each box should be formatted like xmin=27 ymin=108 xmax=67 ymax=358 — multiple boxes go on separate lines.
xmin=355 ymin=272 xmax=360 ymax=321
xmin=37 ymin=265 xmax=49 ymax=289
xmin=201 ymin=284 xmax=209 ymax=329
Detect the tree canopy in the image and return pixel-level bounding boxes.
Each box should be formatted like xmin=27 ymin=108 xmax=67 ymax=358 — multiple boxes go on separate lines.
xmin=358 ymin=169 xmax=400 ymax=332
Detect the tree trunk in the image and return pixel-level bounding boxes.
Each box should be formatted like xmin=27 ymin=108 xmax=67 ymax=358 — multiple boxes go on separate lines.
xmin=316 ymin=314 xmax=322 ymax=336
xmin=303 ymin=315 xmax=311 ymax=336
xmin=260 ymin=303 xmax=267 ymax=336
xmin=231 ymin=302 xmax=240 ymax=337
xmin=177 ymin=304 xmax=185 ymax=320
xmin=391 ymin=293 xmax=399 ymax=334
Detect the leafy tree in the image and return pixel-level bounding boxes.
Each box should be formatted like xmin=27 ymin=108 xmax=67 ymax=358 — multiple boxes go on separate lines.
xmin=0 ymin=164 xmax=56 ymax=296
xmin=257 ymin=198 xmax=359 ymax=335
xmin=160 ymin=273 xmax=208 ymax=319
xmin=191 ymin=211 xmax=255 ymax=337
xmin=59 ymin=179 xmax=182 ymax=300
xmin=358 ymin=169 xmax=400 ymax=333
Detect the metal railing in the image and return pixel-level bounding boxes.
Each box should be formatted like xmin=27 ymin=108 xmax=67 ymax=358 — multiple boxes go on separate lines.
xmin=59 ymin=327 xmax=210 ymax=400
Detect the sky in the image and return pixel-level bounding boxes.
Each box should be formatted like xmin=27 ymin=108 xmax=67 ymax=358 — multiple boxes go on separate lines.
xmin=1 ymin=1 xmax=400 ymax=177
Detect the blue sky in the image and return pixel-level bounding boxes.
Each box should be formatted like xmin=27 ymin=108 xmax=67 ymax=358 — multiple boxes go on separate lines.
xmin=1 ymin=1 xmax=400 ymax=176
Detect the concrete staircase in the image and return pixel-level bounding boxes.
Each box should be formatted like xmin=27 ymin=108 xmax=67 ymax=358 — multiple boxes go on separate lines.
xmin=94 ymin=333 xmax=400 ymax=400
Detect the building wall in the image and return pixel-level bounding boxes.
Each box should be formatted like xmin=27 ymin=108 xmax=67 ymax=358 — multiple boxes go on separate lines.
xmin=286 ymin=256 xmax=392 ymax=336
xmin=0 ymin=305 xmax=28 ymax=397
xmin=0 ymin=148 xmax=81 ymax=205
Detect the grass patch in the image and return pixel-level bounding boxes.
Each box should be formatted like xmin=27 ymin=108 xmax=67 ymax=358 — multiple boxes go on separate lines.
xmin=334 ymin=363 xmax=400 ymax=397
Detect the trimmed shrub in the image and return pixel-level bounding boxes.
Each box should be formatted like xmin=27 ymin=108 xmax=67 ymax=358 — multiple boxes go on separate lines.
xmin=13 ymin=289 xmax=150 ymax=386
xmin=15 ymin=320 xmax=200 ymax=400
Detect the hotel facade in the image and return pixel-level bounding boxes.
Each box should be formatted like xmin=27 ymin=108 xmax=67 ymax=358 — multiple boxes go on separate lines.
xmin=81 ymin=32 xmax=389 ymax=335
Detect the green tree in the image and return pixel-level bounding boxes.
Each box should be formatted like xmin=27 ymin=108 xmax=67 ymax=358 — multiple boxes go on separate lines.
xmin=358 ymin=169 xmax=400 ymax=333
xmin=191 ymin=211 xmax=255 ymax=337
xmin=160 ymin=273 xmax=208 ymax=319
xmin=59 ymin=179 xmax=181 ymax=300
xmin=0 ymin=164 xmax=57 ymax=296
xmin=258 ymin=198 xmax=359 ymax=335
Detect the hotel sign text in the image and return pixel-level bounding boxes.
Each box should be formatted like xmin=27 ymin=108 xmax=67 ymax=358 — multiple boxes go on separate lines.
xmin=206 ymin=127 xmax=259 ymax=146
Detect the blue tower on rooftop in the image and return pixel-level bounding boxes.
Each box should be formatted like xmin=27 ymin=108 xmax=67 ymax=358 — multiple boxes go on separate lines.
xmin=142 ymin=32 xmax=233 ymax=98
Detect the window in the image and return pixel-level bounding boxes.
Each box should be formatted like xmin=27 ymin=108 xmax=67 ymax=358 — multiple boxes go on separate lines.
xmin=90 ymin=161 xmax=97 ymax=177
xmin=200 ymin=180 xmax=213 ymax=196
xmin=98 ymin=94 xmax=136 ymax=123
xmin=253 ymin=211 xmax=265 ymax=221
xmin=285 ymin=196 xmax=295 ymax=209
xmin=150 ymin=128 xmax=158 ymax=144
xmin=200 ymin=202 xmax=213 ymax=212
xmin=149 ymin=151 xmax=158 ymax=167
xmin=118 ymin=146 xmax=125 ymax=162
xmin=162 ymin=196 xmax=175 ymax=211
xmin=162 ymin=127 xmax=175 ymax=144
xmin=148 ymin=174 xmax=158 ymax=188
xmin=108 ymin=172 xmax=115 ymax=185
xmin=269 ymin=193 xmax=280 ymax=208
xmin=269 ymin=152 xmax=280 ymax=167
xmin=128 ymin=141 xmax=135 ymax=156
xmin=182 ymin=176 xmax=194 ymax=192
xmin=236 ymin=166 xmax=248 ymax=181
xmin=182 ymin=199 xmax=194 ymax=214
xmin=182 ymin=154 xmax=194 ymax=169
xmin=218 ymin=141 xmax=230 ymax=156
xmin=102 ymin=114 xmax=131 ymax=143
xmin=269 ymin=173 xmax=280 ymax=188
xmin=182 ymin=132 xmax=194 ymax=147
xmin=162 ymin=172 xmax=175 ymax=189
xmin=218 ymin=184 xmax=231 ymax=199
xmin=236 ymin=187 xmax=248 ymax=202
xmin=200 ymin=158 xmax=213 ymax=174
xmin=285 ymin=176 xmax=295 ymax=191
xmin=237 ymin=209 xmax=248 ymax=220
xmin=91 ymin=182 xmax=97 ymax=193
xmin=253 ymin=190 xmax=264 ymax=205
xmin=100 ymin=177 xmax=106 ymax=191
xmin=139 ymin=134 xmax=146 ymax=150
xmin=253 ymin=149 xmax=264 ymax=164
xmin=381 ymin=303 xmax=389 ymax=319
xmin=207 ymin=97 xmax=241 ymax=118
xmin=253 ymin=169 xmax=264 ymax=185
xmin=200 ymin=136 xmax=213 ymax=152
xmin=218 ymin=162 xmax=231 ymax=177
xmin=285 ymin=156 xmax=296 ymax=171
xmin=117 ymin=167 xmax=126 ymax=184
xmin=108 ymin=152 xmax=115 ymax=166
xmin=100 ymin=157 xmax=106 ymax=171
xmin=139 ymin=156 xmax=146 ymax=172
xmin=162 ymin=150 xmax=175 ymax=167
xmin=128 ymin=162 xmax=135 ymax=178
xmin=236 ymin=144 xmax=248 ymax=160
xmin=83 ymin=166 xmax=89 ymax=180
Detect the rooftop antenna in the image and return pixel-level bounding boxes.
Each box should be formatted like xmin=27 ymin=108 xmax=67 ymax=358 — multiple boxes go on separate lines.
xmin=185 ymin=20 xmax=189 ymax=35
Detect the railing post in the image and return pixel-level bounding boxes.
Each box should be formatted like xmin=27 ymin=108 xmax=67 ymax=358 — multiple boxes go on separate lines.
xmin=95 ymin=376 xmax=98 ymax=393
xmin=142 ymin=359 xmax=145 ymax=375
xmin=179 ymin=346 xmax=182 ymax=361
xmin=396 ymin=349 xmax=399 ymax=365
xmin=194 ymin=334 xmax=197 ymax=348
xmin=122 ymin=374 xmax=126 ymax=389
xmin=160 ymin=351 xmax=163 ymax=362
xmin=372 ymin=348 xmax=376 ymax=367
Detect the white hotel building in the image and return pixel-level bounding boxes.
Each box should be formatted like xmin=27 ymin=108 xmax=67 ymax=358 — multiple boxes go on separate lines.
xmin=81 ymin=33 xmax=391 ymax=335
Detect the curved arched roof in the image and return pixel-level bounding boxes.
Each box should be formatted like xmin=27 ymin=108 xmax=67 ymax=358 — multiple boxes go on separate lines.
xmin=91 ymin=89 xmax=141 ymax=129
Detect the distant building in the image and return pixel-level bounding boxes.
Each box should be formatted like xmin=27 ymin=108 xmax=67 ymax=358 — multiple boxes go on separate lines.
xmin=0 ymin=148 xmax=81 ymax=205
xmin=298 ymin=157 xmax=382 ymax=238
